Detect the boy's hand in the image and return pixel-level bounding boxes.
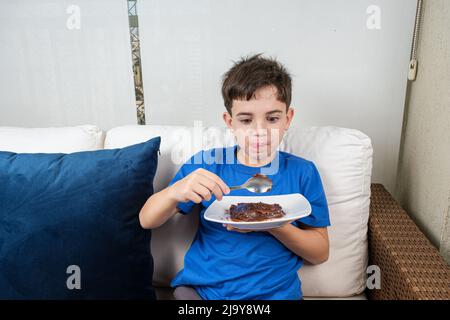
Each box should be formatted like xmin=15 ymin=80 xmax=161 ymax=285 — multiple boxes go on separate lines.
xmin=223 ymin=224 xmax=253 ymax=233
xmin=168 ymin=168 xmax=230 ymax=204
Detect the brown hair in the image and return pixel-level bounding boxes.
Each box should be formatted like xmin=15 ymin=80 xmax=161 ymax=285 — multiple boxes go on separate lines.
xmin=221 ymin=54 xmax=292 ymax=115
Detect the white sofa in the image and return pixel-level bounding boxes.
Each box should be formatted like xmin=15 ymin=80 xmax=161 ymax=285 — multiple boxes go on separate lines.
xmin=0 ymin=124 xmax=373 ymax=300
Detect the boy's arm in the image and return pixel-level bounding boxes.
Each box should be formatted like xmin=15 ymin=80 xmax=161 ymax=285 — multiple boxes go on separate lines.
xmin=138 ymin=186 xmax=180 ymax=229
xmin=268 ymin=223 xmax=329 ymax=265
xmin=139 ymin=168 xmax=230 ymax=229
xmin=224 ymin=222 xmax=329 ymax=264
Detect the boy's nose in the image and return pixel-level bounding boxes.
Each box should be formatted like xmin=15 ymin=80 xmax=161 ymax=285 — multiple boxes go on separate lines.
xmin=249 ymin=127 xmax=268 ymax=137
xmin=253 ymin=120 xmax=268 ymax=132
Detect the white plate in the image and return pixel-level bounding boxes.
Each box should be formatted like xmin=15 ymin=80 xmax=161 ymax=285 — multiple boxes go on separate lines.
xmin=204 ymin=194 xmax=312 ymax=230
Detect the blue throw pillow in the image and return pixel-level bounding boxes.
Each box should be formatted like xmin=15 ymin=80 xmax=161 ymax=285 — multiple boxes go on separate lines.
xmin=0 ymin=137 xmax=160 ymax=299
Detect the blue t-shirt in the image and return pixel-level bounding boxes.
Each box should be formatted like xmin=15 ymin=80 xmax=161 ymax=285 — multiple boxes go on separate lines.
xmin=168 ymin=145 xmax=330 ymax=300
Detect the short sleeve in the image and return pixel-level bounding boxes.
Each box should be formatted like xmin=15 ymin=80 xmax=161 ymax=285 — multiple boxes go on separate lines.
xmin=296 ymin=162 xmax=331 ymax=228
xmin=168 ymin=151 xmax=204 ymax=215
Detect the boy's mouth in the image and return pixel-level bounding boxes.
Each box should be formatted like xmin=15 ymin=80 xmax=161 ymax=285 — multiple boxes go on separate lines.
xmin=243 ymin=136 xmax=273 ymax=155
xmin=248 ymin=143 xmax=271 ymax=154
xmin=250 ymin=143 xmax=268 ymax=149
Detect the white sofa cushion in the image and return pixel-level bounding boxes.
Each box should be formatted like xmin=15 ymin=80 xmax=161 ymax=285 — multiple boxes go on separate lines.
xmin=105 ymin=125 xmax=373 ymax=297
xmin=281 ymin=127 xmax=372 ymax=297
xmin=0 ymin=125 xmax=105 ymax=153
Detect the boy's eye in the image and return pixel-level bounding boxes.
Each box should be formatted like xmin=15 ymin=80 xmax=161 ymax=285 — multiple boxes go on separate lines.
xmin=267 ymin=117 xmax=279 ymax=123
xmin=239 ymin=119 xmax=252 ymax=125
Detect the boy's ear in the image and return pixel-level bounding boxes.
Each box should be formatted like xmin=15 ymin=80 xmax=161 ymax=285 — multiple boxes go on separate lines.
xmin=223 ymin=111 xmax=233 ymax=129
xmin=285 ymin=107 xmax=295 ymax=130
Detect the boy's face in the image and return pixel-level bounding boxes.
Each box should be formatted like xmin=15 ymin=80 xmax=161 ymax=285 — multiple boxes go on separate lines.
xmin=223 ymin=85 xmax=294 ymax=164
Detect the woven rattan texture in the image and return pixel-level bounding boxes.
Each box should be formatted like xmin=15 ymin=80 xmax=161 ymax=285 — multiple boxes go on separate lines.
xmin=367 ymin=184 xmax=450 ymax=300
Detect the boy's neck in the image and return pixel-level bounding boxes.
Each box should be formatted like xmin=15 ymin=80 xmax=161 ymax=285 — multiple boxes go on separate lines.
xmin=236 ymin=147 xmax=277 ymax=168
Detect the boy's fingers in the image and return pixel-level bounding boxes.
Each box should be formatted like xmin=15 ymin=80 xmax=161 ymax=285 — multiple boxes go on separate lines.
xmin=197 ymin=176 xmax=224 ymax=200
xmin=199 ymin=169 xmax=230 ymax=194
xmin=192 ymin=184 xmax=212 ymax=201
xmin=224 ymin=224 xmax=252 ymax=233
xmin=187 ymin=191 xmax=203 ymax=204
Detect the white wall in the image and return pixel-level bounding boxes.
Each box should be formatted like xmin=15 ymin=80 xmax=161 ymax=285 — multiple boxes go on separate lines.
xmin=138 ymin=0 xmax=417 ymax=193
xmin=0 ymin=0 xmax=137 ymax=130
xmin=396 ymin=0 xmax=450 ymax=261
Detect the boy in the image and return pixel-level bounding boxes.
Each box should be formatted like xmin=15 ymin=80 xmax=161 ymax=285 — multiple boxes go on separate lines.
xmin=139 ymin=54 xmax=330 ymax=300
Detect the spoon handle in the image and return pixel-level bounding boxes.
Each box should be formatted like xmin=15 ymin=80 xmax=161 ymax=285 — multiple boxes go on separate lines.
xmin=228 ymin=185 xmax=243 ymax=191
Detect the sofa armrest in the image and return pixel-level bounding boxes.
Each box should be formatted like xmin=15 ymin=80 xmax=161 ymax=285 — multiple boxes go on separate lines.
xmin=367 ymin=184 xmax=450 ymax=300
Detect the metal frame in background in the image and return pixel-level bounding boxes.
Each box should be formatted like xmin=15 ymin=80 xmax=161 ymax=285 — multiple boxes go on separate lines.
xmin=127 ymin=0 xmax=146 ymax=125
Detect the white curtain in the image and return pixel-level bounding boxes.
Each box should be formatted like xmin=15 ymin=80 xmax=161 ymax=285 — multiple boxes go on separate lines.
xmin=138 ymin=0 xmax=417 ymax=192
xmin=0 ymin=0 xmax=137 ymax=130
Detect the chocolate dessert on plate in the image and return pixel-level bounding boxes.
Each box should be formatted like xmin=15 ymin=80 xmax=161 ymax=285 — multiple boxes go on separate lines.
xmin=228 ymin=202 xmax=286 ymax=222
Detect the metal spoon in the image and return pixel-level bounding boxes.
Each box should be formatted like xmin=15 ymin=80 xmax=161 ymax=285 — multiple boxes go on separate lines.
xmin=228 ymin=174 xmax=273 ymax=193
